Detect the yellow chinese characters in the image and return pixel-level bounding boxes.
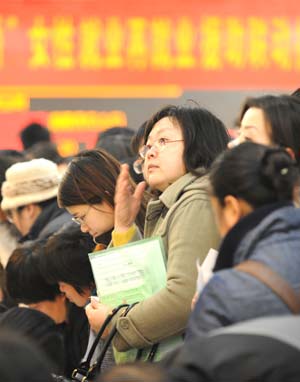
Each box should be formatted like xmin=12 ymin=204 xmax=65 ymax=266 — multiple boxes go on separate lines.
xmin=200 ymin=16 xmax=222 ymax=70
xmin=79 ymin=18 xmax=103 ymax=69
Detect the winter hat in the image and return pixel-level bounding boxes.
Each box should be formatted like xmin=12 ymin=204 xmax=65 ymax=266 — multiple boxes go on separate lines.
xmin=1 ymin=158 xmax=60 ymax=211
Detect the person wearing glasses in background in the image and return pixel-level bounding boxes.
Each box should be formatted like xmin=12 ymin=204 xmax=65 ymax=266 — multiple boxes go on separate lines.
xmin=83 ymin=105 xmax=230 ymax=359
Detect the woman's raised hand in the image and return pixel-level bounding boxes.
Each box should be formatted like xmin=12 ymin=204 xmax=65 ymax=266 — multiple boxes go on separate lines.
xmin=114 ymin=164 xmax=146 ymax=232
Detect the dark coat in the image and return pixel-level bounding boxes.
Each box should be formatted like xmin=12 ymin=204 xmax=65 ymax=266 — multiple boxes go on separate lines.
xmin=165 ymin=315 xmax=300 ymax=382
xmin=20 ymin=199 xmax=70 ymax=242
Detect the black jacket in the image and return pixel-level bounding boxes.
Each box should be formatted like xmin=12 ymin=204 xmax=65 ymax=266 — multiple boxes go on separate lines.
xmin=164 ymin=315 xmax=300 ymax=382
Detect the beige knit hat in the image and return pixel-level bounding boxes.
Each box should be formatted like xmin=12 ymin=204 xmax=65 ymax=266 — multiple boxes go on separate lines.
xmin=1 ymin=158 xmax=60 ymax=210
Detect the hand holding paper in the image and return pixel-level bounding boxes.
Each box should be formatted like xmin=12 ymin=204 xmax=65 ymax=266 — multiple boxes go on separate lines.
xmin=85 ymin=298 xmax=111 ymax=335
xmin=114 ymin=164 xmax=146 ymax=232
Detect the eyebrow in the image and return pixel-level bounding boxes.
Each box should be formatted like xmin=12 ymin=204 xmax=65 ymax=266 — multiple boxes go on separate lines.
xmin=148 ymin=127 xmax=177 ymax=141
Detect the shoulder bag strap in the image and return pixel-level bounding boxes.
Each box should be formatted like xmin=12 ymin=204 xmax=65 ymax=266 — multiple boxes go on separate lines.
xmin=72 ymin=303 xmax=129 ymax=381
xmin=94 ymin=302 xmax=139 ymax=374
xmin=235 ymin=260 xmax=300 ymax=314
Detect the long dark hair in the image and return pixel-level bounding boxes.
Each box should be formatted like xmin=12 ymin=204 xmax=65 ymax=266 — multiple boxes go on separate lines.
xmin=58 ymin=148 xmax=147 ymax=234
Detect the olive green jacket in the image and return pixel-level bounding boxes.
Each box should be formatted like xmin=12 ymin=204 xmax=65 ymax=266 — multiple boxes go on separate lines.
xmin=113 ymin=171 xmax=220 ymax=351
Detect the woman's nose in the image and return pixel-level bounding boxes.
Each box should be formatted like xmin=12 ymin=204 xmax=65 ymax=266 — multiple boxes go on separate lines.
xmin=80 ymin=222 xmax=89 ymax=233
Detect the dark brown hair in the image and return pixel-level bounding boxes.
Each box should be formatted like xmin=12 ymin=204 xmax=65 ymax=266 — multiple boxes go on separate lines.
xmin=58 ymin=148 xmax=147 ymax=234
xmin=239 ymin=95 xmax=300 ymax=168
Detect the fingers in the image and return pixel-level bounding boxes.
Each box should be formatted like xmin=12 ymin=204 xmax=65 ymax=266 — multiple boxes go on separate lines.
xmin=90 ymin=296 xmax=100 ymax=308
xmin=115 ymin=164 xmax=131 ymax=201
xmin=133 ymin=181 xmax=147 ymax=202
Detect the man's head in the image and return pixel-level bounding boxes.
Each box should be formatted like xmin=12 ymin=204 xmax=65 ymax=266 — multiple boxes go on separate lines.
xmin=20 ymin=122 xmax=51 ymax=150
xmin=1 ymin=158 xmax=60 ymax=236
xmin=5 ymin=240 xmax=67 ymax=324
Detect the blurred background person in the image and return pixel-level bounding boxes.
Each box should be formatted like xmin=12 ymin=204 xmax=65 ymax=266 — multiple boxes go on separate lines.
xmin=96 ymin=126 xmax=143 ymax=183
xmin=0 ymin=154 xmax=22 ymax=267
xmin=1 ymin=158 xmax=70 ymax=242
xmin=0 ymin=330 xmax=54 ymax=382
xmin=19 ymin=122 xmax=52 ymax=150
xmin=25 ymin=141 xmax=70 ymax=175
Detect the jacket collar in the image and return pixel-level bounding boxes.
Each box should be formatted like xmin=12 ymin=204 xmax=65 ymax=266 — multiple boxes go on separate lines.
xmin=213 ymin=201 xmax=293 ymax=272
xmin=20 ymin=200 xmax=63 ymax=242
xmin=159 ymin=169 xmax=206 ymax=210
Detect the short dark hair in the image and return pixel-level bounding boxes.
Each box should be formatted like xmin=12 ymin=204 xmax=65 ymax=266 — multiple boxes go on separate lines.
xmin=20 ymin=122 xmax=51 ymax=150
xmin=131 ymin=121 xmax=148 ymax=154
xmin=210 ymin=142 xmax=299 ymax=208
xmin=41 ymin=224 xmax=95 ymax=294
xmin=5 ymin=240 xmax=61 ymax=304
xmin=144 ymin=105 xmax=230 ymax=175
xmin=239 ymin=95 xmax=300 ymax=168
xmin=95 ymin=127 xmax=135 ymax=161
xmin=26 ymin=141 xmax=65 ymax=165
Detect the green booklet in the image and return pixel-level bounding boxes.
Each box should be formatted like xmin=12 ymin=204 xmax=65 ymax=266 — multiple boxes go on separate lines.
xmin=88 ymin=236 xmax=182 ymax=363
xmin=88 ymin=236 xmax=167 ymax=308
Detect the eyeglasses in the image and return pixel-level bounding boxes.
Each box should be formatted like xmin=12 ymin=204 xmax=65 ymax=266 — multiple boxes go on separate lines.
xmin=133 ymin=157 xmax=144 ymax=175
xmin=72 ymin=205 xmax=91 ymax=226
xmin=5 ymin=210 xmax=14 ymax=224
xmin=5 ymin=206 xmax=25 ymax=224
xmin=139 ymin=138 xmax=184 ymax=160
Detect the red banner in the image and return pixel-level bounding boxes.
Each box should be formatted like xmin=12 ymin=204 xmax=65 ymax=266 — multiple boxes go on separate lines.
xmin=0 ymin=0 xmax=300 ymax=92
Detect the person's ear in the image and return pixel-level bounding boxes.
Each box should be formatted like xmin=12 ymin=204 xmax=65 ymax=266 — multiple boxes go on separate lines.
xmin=223 ymin=195 xmax=243 ymax=229
xmin=285 ymin=147 xmax=295 ymax=160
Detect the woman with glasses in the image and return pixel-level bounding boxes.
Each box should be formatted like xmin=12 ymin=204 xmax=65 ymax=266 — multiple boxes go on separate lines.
xmin=85 ymin=105 xmax=230 ymax=359
xmin=57 ymin=148 xmax=147 ymax=249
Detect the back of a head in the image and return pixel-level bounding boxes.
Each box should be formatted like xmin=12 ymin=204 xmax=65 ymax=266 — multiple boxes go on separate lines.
xmin=145 ymin=104 xmax=230 ymax=173
xmin=0 ymin=330 xmax=53 ymax=382
xmin=95 ymin=127 xmax=135 ymax=162
xmin=41 ymin=224 xmax=95 ymax=294
xmin=210 ymin=142 xmax=299 ymax=208
xmin=20 ymin=122 xmax=51 ymax=150
xmin=5 ymin=240 xmax=61 ymax=304
xmin=26 ymin=141 xmax=64 ymax=165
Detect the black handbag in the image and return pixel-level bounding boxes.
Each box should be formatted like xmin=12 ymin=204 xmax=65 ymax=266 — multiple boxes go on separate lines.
xmin=71 ymin=302 xmax=159 ymax=381
xmin=71 ymin=303 xmax=129 ymax=382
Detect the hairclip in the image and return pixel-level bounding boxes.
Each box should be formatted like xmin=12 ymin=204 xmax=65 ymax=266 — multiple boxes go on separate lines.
xmin=280 ymin=168 xmax=288 ymax=175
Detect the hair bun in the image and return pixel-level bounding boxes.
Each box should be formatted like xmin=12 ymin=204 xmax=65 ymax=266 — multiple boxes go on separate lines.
xmin=260 ymin=148 xmax=297 ymax=200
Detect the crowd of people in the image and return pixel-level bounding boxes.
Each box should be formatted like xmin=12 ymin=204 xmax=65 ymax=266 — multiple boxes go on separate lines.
xmin=0 ymin=94 xmax=300 ymax=382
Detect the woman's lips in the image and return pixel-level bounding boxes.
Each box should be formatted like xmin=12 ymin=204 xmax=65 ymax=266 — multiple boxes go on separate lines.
xmin=147 ymin=164 xmax=159 ymax=171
